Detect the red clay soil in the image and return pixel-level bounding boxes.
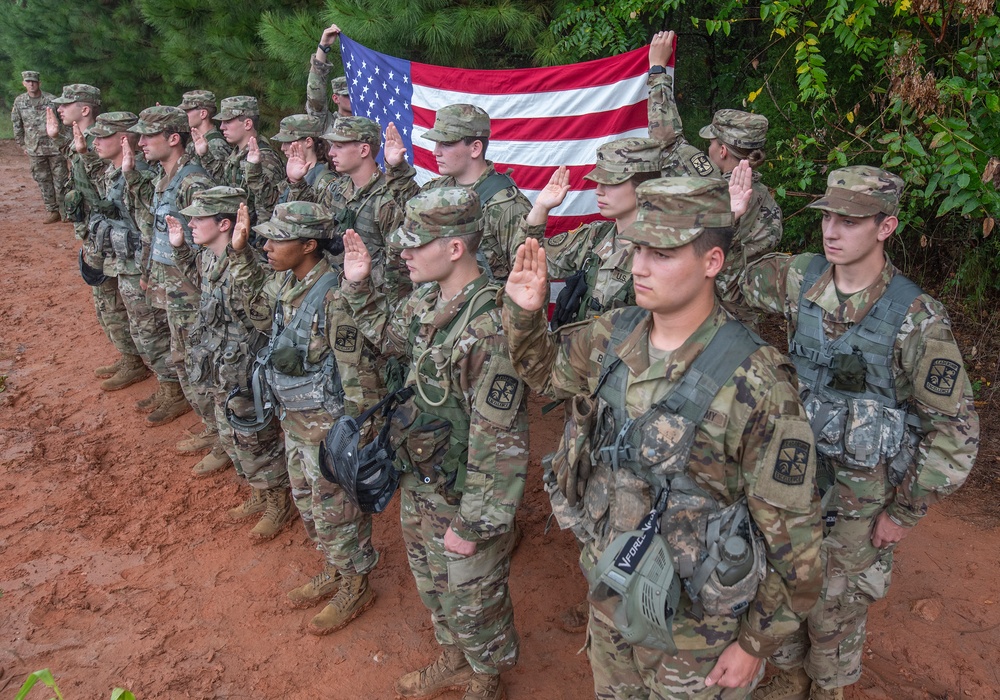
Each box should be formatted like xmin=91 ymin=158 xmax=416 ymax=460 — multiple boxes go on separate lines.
xmin=1 ymin=140 xmax=998 ymax=699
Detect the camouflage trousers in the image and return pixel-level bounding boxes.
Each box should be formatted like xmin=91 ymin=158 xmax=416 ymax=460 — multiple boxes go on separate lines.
xmin=166 ymin=308 xmax=219 ymax=433
xmin=283 ymin=430 xmax=378 ymax=574
xmin=399 ymin=474 xmax=520 ymax=675
xmin=213 ymin=392 xmax=288 ymax=490
xmin=29 ymin=154 xmax=69 ymax=214
xmin=90 ymin=272 xmax=141 ymax=358
xmin=588 ymin=606 xmax=764 ymax=699
xmin=768 ymin=513 xmax=893 ymax=690
xmin=118 ymin=274 xmax=172 ymax=382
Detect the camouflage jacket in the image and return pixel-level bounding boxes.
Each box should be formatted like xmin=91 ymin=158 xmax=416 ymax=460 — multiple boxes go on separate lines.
xmin=741 ymin=253 xmax=979 ymax=527
xmin=502 ymin=299 xmax=823 ymax=657
xmin=11 ymin=92 xmax=61 ymax=155
xmin=62 ymin=134 xmax=104 ymax=241
xmin=228 ymin=248 xmax=381 ymax=443
xmin=386 ymin=161 xmax=535 ymax=281
xmin=647 ymin=73 xmax=719 ymax=178
xmin=209 ymin=137 xmax=285 ymax=225
xmin=278 ymin=162 xmax=341 ymax=205
xmin=92 ymin=163 xmax=150 ymax=277
xmin=343 ymin=273 xmax=530 ymax=543
xmin=185 ymin=127 xmax=232 ymax=182
xmin=306 ymin=56 xmax=340 ymax=135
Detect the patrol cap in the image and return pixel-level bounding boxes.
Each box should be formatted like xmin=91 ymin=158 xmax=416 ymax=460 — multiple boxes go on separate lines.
xmin=698 ymin=110 xmax=769 ymax=150
xmin=321 ymin=116 xmax=381 ymax=150
xmin=620 ymin=177 xmax=733 ymax=249
xmin=271 ymin=114 xmax=325 ymax=143
xmin=130 ymin=106 xmax=191 ymax=134
xmin=586 ymin=138 xmax=663 ymax=185
xmin=214 ymin=96 xmax=259 ymax=121
xmin=22 ymin=71 xmax=40 ymax=82
xmin=51 ymin=84 xmax=101 ymax=106
xmin=422 ymin=104 xmax=490 ymax=143
xmin=88 ymin=111 xmax=139 ymax=138
xmin=179 ymin=186 xmax=247 ymax=217
xmin=253 ymin=201 xmax=335 ymax=241
xmin=389 ymin=187 xmax=483 ymax=249
xmin=178 ymin=90 xmax=217 ymax=111
xmin=807 ymin=165 xmax=904 ymax=217
xmin=331 ymin=76 xmax=350 ymax=97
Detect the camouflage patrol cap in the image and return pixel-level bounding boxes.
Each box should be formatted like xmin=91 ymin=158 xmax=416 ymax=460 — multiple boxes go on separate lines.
xmin=698 ymin=110 xmax=769 ymax=150
xmin=422 ymin=104 xmax=490 ymax=143
xmin=179 ymin=186 xmax=247 ymax=217
xmin=21 ymin=71 xmax=40 ymax=82
xmin=271 ymin=114 xmax=325 ymax=143
xmin=88 ymin=111 xmax=139 ymax=138
xmin=331 ymin=76 xmax=350 ymax=96
xmin=621 ymin=177 xmax=733 ymax=249
xmin=51 ymin=84 xmax=101 ymax=106
xmin=586 ymin=138 xmax=663 ymax=185
xmin=214 ymin=96 xmax=259 ymax=121
xmin=253 ymin=201 xmax=334 ymax=241
xmin=389 ymin=187 xmax=483 ymax=249
xmin=321 ymin=116 xmax=381 ymax=150
xmin=130 ymin=106 xmax=191 ymax=134
xmin=808 ymin=165 xmax=904 ymax=217
xmin=178 ymin=90 xmax=217 ymax=111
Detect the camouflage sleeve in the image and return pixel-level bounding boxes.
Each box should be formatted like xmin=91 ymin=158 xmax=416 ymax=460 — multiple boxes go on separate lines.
xmin=718 ymin=184 xmax=783 ymax=304
xmin=384 ymin=161 xmax=422 ymax=207
xmin=306 ymin=56 xmax=333 ymax=122
xmin=377 ymin=195 xmax=413 ymax=304
xmin=488 ymin=192 xmax=533 ymax=272
xmin=176 ymin=172 xmax=214 ymax=211
xmin=735 ymin=353 xmax=824 ymax=657
xmin=227 ymin=245 xmax=280 ymax=333
xmin=647 ymin=72 xmax=683 ymax=147
xmin=124 ymin=169 xmax=157 ymax=275
xmin=11 ymin=101 xmax=24 ymax=148
xmin=244 ymin=149 xmax=285 ymax=223
xmin=543 ymin=223 xmax=600 ymax=280
xmin=201 ymin=138 xmax=231 ymax=182
xmin=71 ymin=152 xmax=105 ymax=209
xmin=169 ymin=242 xmax=201 ymax=287
xmin=325 ymin=290 xmax=383 ymax=418
xmin=739 ymin=252 xmax=798 ymax=315
xmin=341 ymin=276 xmax=414 ymax=361
xmin=889 ymin=302 xmax=979 ymax=527
xmin=451 ymin=319 xmax=529 ymax=542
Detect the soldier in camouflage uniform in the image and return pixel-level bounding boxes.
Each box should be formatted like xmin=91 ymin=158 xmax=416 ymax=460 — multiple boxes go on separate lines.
xmin=286 ymin=116 xmax=410 ymax=308
xmin=699 ymin=112 xmax=782 ymax=329
xmin=127 ymin=106 xmax=218 ymax=437
xmin=228 ymin=200 xmax=382 ymax=635
xmin=165 ymin=187 xmax=293 ymax=539
xmin=739 ymin=167 xmax=979 ymax=700
xmin=198 ymin=96 xmax=285 ymax=226
xmin=11 ymin=70 xmax=68 ymax=224
xmin=383 ymin=104 xmax=534 ymax=282
xmin=48 ymin=84 xmax=103 ymax=241
xmin=502 ymin=178 xmax=824 ymax=699
xmin=341 ymin=188 xmax=529 ymax=700
xmin=180 ymin=90 xmax=232 ymax=182
xmin=308 ymin=24 xmax=353 ymax=134
xmin=271 ymin=114 xmax=340 ymax=204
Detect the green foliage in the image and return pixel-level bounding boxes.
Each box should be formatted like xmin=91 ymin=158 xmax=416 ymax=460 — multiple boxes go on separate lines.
xmin=15 ymin=669 xmax=134 ymax=700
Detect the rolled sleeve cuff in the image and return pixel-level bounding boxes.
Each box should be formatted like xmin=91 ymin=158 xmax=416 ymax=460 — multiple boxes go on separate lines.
xmin=738 ymin=621 xmax=781 ymax=659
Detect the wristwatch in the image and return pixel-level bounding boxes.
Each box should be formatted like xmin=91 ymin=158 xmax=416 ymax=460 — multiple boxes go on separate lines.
xmin=648 ymin=65 xmax=668 ymax=76
xmin=318 ymin=43 xmax=332 ymax=54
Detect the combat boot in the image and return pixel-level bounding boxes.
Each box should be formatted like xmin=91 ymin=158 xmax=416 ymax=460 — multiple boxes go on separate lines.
xmin=752 ymin=667 xmax=811 ymax=700
xmin=43 ymin=211 xmax=61 ymax=225
xmin=94 ymin=356 xmax=123 ymax=379
xmin=192 ymin=446 xmax=232 ymax=477
xmin=100 ymin=354 xmax=151 ymax=392
xmin=146 ymin=381 xmax=191 ymax=426
xmin=809 ymin=686 xmax=843 ymax=700
xmin=249 ymin=487 xmax=293 ymax=541
xmin=307 ymin=572 xmax=375 ymax=636
xmin=395 ymin=645 xmax=474 ymax=699
xmin=136 ymin=383 xmax=163 ymax=413
xmin=287 ymin=563 xmax=341 ymax=608
xmin=557 ymin=600 xmax=589 ymax=634
xmin=463 ymin=673 xmax=505 ymax=700
xmin=175 ymin=426 xmax=217 ymax=453
xmin=228 ymin=486 xmax=267 ymax=521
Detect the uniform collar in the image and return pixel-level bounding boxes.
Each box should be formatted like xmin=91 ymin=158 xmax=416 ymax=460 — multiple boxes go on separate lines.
xmin=803 ymin=254 xmax=898 ymax=322
xmin=616 ymin=303 xmax=729 ymax=379
xmin=422 ymin=274 xmax=491 ymax=332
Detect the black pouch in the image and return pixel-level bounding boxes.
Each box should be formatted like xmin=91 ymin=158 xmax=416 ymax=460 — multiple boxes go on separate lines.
xmin=829 ymin=347 xmax=867 ymax=393
xmin=270 ymin=346 xmax=306 ymax=376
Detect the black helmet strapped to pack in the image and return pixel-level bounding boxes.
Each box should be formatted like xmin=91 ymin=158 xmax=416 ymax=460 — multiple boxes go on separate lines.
xmin=224 ymin=364 xmax=275 ymax=433
xmin=319 ymin=386 xmax=415 ymax=513
xmin=78 ymin=249 xmax=108 ymax=286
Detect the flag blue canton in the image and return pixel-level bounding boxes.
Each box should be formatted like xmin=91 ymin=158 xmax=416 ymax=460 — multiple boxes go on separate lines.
xmin=340 ymin=35 xmax=415 ymax=167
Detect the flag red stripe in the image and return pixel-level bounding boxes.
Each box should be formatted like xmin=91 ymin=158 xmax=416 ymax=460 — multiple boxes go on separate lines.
xmin=412 ymin=148 xmax=601 ymax=192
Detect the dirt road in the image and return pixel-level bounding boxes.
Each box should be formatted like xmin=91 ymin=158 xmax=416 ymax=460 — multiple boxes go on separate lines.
xmin=1 ymin=141 xmax=997 ymax=699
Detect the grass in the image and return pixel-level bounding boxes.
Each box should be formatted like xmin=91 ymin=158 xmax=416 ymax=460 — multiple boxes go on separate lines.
xmin=0 ymin=117 xmax=13 ymax=140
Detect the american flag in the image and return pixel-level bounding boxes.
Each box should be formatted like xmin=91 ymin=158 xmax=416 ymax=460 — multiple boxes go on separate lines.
xmin=339 ymin=35 xmax=670 ymax=237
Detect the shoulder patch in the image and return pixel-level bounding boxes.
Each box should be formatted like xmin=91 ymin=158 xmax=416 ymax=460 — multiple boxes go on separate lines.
xmin=546 ymin=231 xmax=569 ymax=247
xmin=690 ymin=153 xmax=714 ymax=177
xmin=486 ymin=374 xmax=519 ymax=410
xmin=914 ymin=338 xmax=967 ymax=416
xmin=751 ymin=417 xmax=816 ymax=514
xmin=474 ymin=355 xmax=525 ymax=429
xmin=924 ymin=358 xmax=960 ymax=396
xmin=773 ymin=438 xmax=810 ymax=486
xmin=332 ymin=322 xmax=363 ymax=366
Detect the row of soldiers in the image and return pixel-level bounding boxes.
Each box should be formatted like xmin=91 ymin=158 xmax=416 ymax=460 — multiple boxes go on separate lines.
xmin=15 ymin=24 xmax=978 ymax=700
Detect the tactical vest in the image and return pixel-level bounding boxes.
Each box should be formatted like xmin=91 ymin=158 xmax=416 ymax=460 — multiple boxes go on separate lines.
xmin=262 ymin=270 xmax=345 ymax=417
xmin=579 ymin=222 xmax=634 ymax=320
xmin=150 ymin=160 xmax=208 ymax=266
xmin=788 ymin=255 xmax=922 ymax=471
xmin=396 ymin=281 xmax=500 ymax=492
xmin=472 ymin=170 xmax=518 ymax=281
xmin=588 ymin=308 xmax=767 ymax=614
xmin=89 ymin=170 xmax=144 ymax=264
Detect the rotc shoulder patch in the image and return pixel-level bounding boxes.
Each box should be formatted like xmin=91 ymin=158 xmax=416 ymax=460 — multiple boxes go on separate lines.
xmin=924 ymin=358 xmax=959 ymax=396
xmin=773 ymin=439 xmax=809 ymax=486
xmin=690 ymin=153 xmax=714 ymax=177
xmin=486 ymin=374 xmax=519 ymax=410
xmin=335 ymin=325 xmax=358 ymax=353
xmin=752 ymin=418 xmax=816 ymax=514
xmin=914 ymin=338 xmax=967 ymax=416
xmin=474 ymin=355 xmax=524 ymax=429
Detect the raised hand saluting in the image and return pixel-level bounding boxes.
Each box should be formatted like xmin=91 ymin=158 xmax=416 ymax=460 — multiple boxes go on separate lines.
xmin=232 ymin=202 xmax=251 ymax=251
xmin=45 ymin=107 xmax=60 ymax=139
xmin=383 ymin=122 xmax=407 ymax=168
xmin=729 ymin=159 xmax=754 ymax=221
xmin=165 ymin=215 xmax=186 ymax=248
xmin=505 ymin=238 xmax=549 ymax=312
xmin=285 ymin=141 xmax=310 ymax=182
xmin=342 ymin=229 xmax=372 ymax=282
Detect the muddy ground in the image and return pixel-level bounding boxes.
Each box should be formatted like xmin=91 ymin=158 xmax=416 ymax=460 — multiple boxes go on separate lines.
xmin=1 ymin=140 xmax=998 ymax=699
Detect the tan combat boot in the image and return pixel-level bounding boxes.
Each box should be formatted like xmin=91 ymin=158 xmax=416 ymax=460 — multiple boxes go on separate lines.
xmin=146 ymin=381 xmax=191 ymax=426
xmin=192 ymin=446 xmax=232 ymax=477
xmin=463 ymin=672 xmax=505 ymax=700
xmin=43 ymin=211 xmax=61 ymax=225
xmin=753 ymin=667 xmax=811 ymax=700
xmin=557 ymin=600 xmax=589 ymax=634
xmin=395 ymin=645 xmax=474 ymax=699
xmin=175 ymin=426 xmax=217 ymax=453
xmin=307 ymin=572 xmax=375 ymax=636
xmin=228 ymin=486 xmax=267 ymax=521
xmin=249 ymin=487 xmax=293 ymax=541
xmin=136 ymin=383 xmax=163 ymax=413
xmin=94 ymin=356 xmax=124 ymax=379
xmin=287 ymin=563 xmax=341 ymax=608
xmin=809 ymin=686 xmax=843 ymax=700
xmin=100 ymin=354 xmax=151 ymax=392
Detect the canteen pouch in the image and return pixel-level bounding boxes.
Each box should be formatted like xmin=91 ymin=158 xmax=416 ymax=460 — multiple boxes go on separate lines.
xmin=65 ymin=190 xmax=85 ymax=224
xmin=270 ymin=345 xmax=306 ymax=377
xmin=696 ymin=503 xmax=766 ymax=618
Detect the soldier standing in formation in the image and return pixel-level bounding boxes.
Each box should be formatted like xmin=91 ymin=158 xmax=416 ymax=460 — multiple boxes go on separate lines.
xmin=11 ymin=70 xmax=68 ymax=224
xmin=180 ymin=90 xmax=232 ymax=182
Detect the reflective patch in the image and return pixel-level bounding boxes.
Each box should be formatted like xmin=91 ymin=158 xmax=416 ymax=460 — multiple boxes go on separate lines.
xmin=486 ymin=374 xmax=518 ymax=410
xmin=924 ymin=358 xmax=959 ymax=397
xmin=773 ymin=439 xmax=810 ymax=486
xmin=335 ymin=325 xmax=358 ymax=353
xmin=690 ymin=153 xmax=714 ymax=177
